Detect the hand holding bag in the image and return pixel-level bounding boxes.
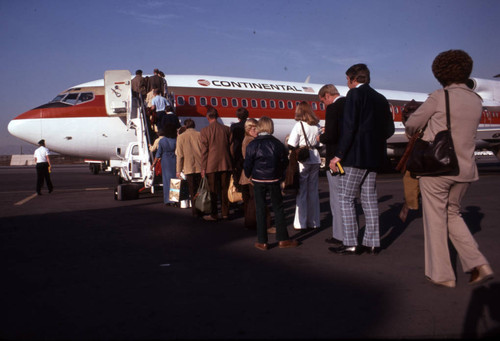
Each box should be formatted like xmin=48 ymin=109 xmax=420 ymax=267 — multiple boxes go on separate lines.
xmin=193 ymin=176 xmax=212 ymax=214
xmin=227 ymin=175 xmax=243 ymax=203
xmin=406 ymin=90 xmax=459 ymax=177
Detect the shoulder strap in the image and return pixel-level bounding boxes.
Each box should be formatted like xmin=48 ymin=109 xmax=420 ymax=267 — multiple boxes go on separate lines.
xmin=299 ymin=121 xmax=312 ymax=148
xmin=445 ymin=89 xmax=451 ymax=131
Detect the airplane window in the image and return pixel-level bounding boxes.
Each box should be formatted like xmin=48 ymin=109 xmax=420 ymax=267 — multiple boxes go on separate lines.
xmin=241 ymin=99 xmax=248 ymax=107
xmin=312 ymin=102 xmax=317 ymax=110
xmin=201 ymin=97 xmax=207 ymax=106
xmin=287 ymin=101 xmax=293 ymax=109
xmin=279 ymin=101 xmax=285 ymax=109
xmin=76 ymin=92 xmax=94 ymax=104
xmin=222 ymin=98 xmax=228 ymax=107
xmin=132 ymin=145 xmax=139 ymax=156
xmin=231 ymin=98 xmax=238 ymax=107
xmin=270 ymin=100 xmax=276 ymax=109
xmin=260 ymin=99 xmax=267 ymax=108
xmin=63 ymin=93 xmax=79 ymax=105
xmin=177 ymin=96 xmax=185 ymax=105
xmin=189 ymin=97 xmax=196 ymax=105
xmin=320 ymin=103 xmax=325 ymax=110
xmin=51 ymin=94 xmax=66 ymax=102
xmin=211 ymin=97 xmax=218 ymax=106
xmin=251 ymin=99 xmax=257 ymax=108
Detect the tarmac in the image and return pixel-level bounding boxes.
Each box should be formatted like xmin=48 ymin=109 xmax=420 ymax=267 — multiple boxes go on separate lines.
xmin=1 ymin=160 xmax=499 ymax=339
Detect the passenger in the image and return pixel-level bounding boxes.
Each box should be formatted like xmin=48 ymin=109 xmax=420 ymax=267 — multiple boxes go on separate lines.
xmin=244 ymin=116 xmax=298 ymax=251
xmin=287 ymin=101 xmax=321 ymax=230
xmin=318 ymin=84 xmax=346 ymax=245
xmin=398 ymin=99 xmax=422 ymax=223
xmin=34 ymin=139 xmax=54 ymax=195
xmin=199 ymin=107 xmax=233 ymax=221
xmin=230 ymin=107 xmax=249 ymax=189
xmin=164 ymin=106 xmax=181 ymax=131
xmin=151 ymin=123 xmax=177 ymax=206
xmin=149 ymin=128 xmax=165 ymax=154
xmin=148 ymin=68 xmax=164 ymax=96
xmin=405 ymin=49 xmax=494 ymax=287
xmin=159 ymin=70 xmax=169 ymax=97
xmin=151 ymin=89 xmax=168 ymax=132
xmin=175 ymin=119 xmax=203 ymax=217
xmin=329 ymin=63 xmax=395 ymax=255
xmin=239 ymin=118 xmax=272 ymax=231
xmin=131 ymin=69 xmax=147 ymax=99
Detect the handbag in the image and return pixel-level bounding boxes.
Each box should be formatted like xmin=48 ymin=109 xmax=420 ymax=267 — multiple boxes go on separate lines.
xmin=296 ymin=121 xmax=312 ymax=163
xmin=406 ymin=90 xmax=459 ymax=177
xmin=227 ymin=175 xmax=243 ymax=203
xmin=154 ymin=158 xmax=162 ymax=176
xmin=193 ymin=176 xmax=212 ymax=214
xmin=284 ymin=147 xmax=300 ymax=193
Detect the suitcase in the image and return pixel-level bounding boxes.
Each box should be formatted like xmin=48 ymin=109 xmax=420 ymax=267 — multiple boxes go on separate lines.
xmin=114 ymin=184 xmax=140 ymax=200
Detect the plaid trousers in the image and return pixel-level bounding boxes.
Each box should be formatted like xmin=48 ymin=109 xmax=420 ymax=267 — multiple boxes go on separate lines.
xmin=339 ymin=167 xmax=380 ymax=247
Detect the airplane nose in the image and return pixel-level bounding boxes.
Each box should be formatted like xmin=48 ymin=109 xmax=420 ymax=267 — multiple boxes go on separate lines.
xmin=8 ymin=114 xmax=41 ymax=145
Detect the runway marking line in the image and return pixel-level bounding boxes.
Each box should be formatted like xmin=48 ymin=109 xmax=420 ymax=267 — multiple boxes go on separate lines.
xmin=14 ymin=193 xmax=38 ymax=206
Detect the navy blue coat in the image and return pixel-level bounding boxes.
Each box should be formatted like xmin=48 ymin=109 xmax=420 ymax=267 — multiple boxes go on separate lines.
xmin=335 ymin=84 xmax=394 ymax=170
xmin=243 ymin=134 xmax=288 ymax=182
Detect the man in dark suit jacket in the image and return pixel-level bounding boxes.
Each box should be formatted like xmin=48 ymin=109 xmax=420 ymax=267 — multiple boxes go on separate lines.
xmin=329 ymin=64 xmax=395 ymax=255
xmin=318 ymin=84 xmax=346 ymax=246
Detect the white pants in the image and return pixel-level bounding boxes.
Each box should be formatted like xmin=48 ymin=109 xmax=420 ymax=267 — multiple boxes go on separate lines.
xmin=293 ymin=163 xmax=320 ymax=229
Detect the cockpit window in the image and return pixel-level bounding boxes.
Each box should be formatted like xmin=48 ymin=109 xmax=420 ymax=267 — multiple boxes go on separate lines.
xmin=76 ymin=92 xmax=94 ymax=104
xmin=50 ymin=92 xmax=94 ymax=105
xmin=63 ymin=93 xmax=79 ymax=105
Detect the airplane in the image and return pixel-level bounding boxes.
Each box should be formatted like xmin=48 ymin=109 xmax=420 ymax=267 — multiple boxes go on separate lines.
xmin=8 ymin=70 xmax=500 ymax=195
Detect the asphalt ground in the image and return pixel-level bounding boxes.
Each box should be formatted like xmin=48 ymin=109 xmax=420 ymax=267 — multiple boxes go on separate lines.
xmin=1 ymin=160 xmax=499 ymax=339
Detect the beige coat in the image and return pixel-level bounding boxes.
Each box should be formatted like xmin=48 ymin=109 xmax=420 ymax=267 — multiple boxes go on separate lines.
xmin=239 ymin=135 xmax=254 ymax=185
xmin=405 ymin=84 xmax=482 ymax=182
xmin=199 ymin=121 xmax=232 ymax=173
xmin=175 ymin=128 xmax=202 ymax=174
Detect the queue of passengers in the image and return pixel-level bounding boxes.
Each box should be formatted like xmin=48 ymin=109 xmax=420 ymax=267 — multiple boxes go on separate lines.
xmin=147 ymin=51 xmax=494 ymax=288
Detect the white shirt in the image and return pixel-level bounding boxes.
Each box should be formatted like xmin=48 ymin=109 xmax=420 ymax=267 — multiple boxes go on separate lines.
xmin=288 ymin=121 xmax=321 ymax=164
xmin=34 ymin=146 xmax=50 ymax=163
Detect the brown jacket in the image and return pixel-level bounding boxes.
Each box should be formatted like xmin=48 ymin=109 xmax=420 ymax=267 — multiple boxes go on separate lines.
xmin=199 ymin=120 xmax=232 ymax=173
xmin=175 ymin=128 xmax=202 ymax=174
xmin=405 ymin=84 xmax=482 ymax=182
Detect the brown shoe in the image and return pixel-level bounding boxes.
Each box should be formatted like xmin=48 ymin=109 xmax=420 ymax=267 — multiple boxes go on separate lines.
xmin=254 ymin=242 xmax=269 ymax=251
xmin=469 ymin=264 xmax=494 ymax=285
xmin=203 ymin=215 xmax=218 ymax=221
xmin=267 ymin=227 xmax=276 ymax=234
xmin=426 ymin=278 xmax=456 ymax=288
xmin=278 ymin=239 xmax=299 ymax=248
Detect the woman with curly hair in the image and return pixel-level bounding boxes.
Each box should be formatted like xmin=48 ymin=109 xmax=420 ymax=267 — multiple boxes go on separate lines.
xmin=405 ymin=50 xmax=494 ymax=288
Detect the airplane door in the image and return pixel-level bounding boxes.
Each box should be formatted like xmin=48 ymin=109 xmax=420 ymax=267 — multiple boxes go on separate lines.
xmin=104 ymin=70 xmax=132 ymax=118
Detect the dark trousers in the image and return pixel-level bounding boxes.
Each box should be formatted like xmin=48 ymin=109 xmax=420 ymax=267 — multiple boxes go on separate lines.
xmin=253 ymin=181 xmax=289 ymax=244
xmin=36 ymin=162 xmax=53 ymax=194
xmin=242 ymin=184 xmax=271 ymax=230
xmin=206 ymin=171 xmax=230 ymax=218
xmin=185 ymin=173 xmax=202 ymax=217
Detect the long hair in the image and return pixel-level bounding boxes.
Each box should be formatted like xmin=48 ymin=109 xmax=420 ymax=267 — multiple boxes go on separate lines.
xmin=295 ymin=101 xmax=319 ymax=125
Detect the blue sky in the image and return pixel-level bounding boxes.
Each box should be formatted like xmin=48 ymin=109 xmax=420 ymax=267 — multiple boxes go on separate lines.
xmin=1 ymin=0 xmax=499 ymax=154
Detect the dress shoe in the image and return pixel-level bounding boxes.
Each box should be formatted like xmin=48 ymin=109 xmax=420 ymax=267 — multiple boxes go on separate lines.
xmin=324 ymin=237 xmax=342 ymax=245
xmin=426 ymin=277 xmax=456 ymax=288
xmin=267 ymin=227 xmax=276 ymax=234
xmin=278 ymin=239 xmax=299 ymax=248
xmin=359 ymin=245 xmax=381 ymax=255
xmin=203 ymin=215 xmax=218 ymax=221
xmin=329 ymin=245 xmax=361 ymax=255
xmin=469 ymin=264 xmax=494 ymax=285
xmin=254 ymin=242 xmax=269 ymax=251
